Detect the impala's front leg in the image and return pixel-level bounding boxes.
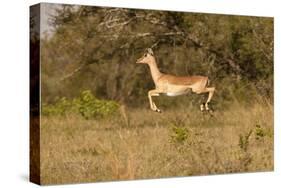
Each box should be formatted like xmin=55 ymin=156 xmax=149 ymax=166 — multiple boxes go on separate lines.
xmin=148 ymin=89 xmax=161 ymax=113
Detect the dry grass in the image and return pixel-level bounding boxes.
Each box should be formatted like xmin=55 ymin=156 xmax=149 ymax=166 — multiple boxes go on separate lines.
xmin=40 ymin=101 xmax=273 ymax=185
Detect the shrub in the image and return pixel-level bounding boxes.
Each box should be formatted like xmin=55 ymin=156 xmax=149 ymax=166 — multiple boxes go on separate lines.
xmin=42 ymin=90 xmax=119 ymax=119
xmin=76 ymin=90 xmax=119 ymax=119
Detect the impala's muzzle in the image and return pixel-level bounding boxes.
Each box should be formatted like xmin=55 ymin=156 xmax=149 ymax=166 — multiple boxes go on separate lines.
xmin=136 ymin=57 xmax=143 ymax=64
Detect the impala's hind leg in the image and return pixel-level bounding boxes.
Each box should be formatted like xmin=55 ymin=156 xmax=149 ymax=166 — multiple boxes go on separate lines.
xmin=204 ymin=87 xmax=215 ymax=111
xmin=195 ymin=86 xmax=215 ymax=111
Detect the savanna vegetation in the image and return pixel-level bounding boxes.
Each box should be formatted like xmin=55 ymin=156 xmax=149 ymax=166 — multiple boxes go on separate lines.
xmin=37 ymin=4 xmax=273 ymax=184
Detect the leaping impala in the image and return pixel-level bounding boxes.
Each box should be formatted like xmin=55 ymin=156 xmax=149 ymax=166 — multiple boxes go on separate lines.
xmin=136 ymin=48 xmax=215 ymax=113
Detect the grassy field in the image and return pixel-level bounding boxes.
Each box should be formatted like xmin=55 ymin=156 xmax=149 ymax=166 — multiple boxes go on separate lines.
xmin=40 ymin=101 xmax=273 ymax=185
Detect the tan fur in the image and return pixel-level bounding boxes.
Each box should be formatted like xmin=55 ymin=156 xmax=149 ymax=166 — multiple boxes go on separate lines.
xmin=137 ymin=48 xmax=215 ymax=112
xmin=158 ymin=75 xmax=207 ymax=86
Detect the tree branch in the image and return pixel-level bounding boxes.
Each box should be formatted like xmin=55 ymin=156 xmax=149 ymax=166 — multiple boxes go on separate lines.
xmin=59 ymin=63 xmax=87 ymax=82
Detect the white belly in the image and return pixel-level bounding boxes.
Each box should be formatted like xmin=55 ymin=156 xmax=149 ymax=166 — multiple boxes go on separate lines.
xmin=165 ymin=84 xmax=191 ymax=96
xmin=166 ymin=91 xmax=189 ymax=96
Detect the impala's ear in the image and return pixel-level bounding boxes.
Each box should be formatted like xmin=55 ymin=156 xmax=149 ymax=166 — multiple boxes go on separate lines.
xmin=146 ymin=48 xmax=154 ymax=56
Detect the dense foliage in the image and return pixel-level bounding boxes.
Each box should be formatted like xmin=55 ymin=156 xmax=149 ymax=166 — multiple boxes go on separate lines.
xmin=42 ymin=90 xmax=119 ymax=119
xmin=41 ymin=5 xmax=273 ymax=109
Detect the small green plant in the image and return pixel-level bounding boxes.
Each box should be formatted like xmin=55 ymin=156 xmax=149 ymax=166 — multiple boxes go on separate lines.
xmin=255 ymin=124 xmax=266 ymax=140
xmin=170 ymin=126 xmax=189 ymax=144
xmin=238 ymin=130 xmax=252 ymax=152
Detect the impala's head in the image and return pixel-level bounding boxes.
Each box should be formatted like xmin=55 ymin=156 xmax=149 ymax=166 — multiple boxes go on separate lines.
xmin=136 ymin=48 xmax=155 ymax=64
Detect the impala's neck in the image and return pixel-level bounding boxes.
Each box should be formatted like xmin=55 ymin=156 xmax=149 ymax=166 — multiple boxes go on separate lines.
xmin=148 ymin=57 xmax=162 ymax=84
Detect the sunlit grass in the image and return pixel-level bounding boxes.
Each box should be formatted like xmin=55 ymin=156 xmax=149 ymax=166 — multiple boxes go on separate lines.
xmin=40 ymin=101 xmax=273 ymax=185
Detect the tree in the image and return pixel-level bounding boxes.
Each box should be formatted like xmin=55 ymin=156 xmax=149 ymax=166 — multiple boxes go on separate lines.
xmin=41 ymin=5 xmax=273 ymax=106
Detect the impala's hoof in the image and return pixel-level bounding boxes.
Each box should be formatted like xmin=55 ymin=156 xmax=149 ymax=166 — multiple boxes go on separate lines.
xmin=206 ymin=104 xmax=214 ymax=113
xmin=208 ymin=111 xmax=214 ymax=117
xmin=200 ymin=103 xmax=205 ymax=112
xmin=155 ymin=109 xmax=162 ymax=113
xmin=208 ymin=109 xmax=214 ymax=114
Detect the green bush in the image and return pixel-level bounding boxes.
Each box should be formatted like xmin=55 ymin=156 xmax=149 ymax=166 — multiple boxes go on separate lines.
xmin=42 ymin=90 xmax=119 ymax=119
xmin=76 ymin=90 xmax=119 ymax=119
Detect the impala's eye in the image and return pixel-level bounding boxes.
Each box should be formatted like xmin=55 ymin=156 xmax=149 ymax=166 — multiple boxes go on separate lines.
xmin=145 ymin=54 xmax=147 ymax=57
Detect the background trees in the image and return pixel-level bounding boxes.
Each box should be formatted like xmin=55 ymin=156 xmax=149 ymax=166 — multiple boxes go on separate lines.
xmin=41 ymin=4 xmax=273 ymax=108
